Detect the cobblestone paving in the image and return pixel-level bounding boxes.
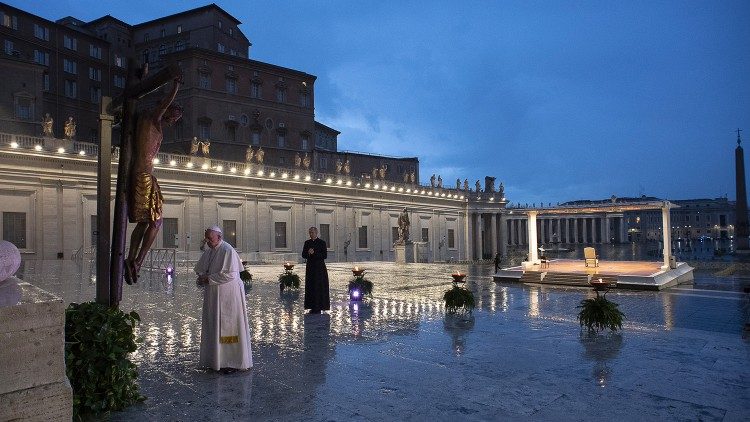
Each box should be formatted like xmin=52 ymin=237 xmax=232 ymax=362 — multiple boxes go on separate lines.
xmin=18 ymin=261 xmax=750 ymax=421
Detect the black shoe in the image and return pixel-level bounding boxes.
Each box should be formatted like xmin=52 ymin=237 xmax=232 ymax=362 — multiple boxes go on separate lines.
xmin=219 ymin=368 xmax=237 ymax=374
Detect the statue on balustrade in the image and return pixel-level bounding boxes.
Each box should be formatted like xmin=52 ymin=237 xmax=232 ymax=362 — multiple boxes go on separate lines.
xmin=404 ymin=172 xmax=410 ymax=183
xmin=456 ymin=179 xmax=461 ymax=190
xmin=335 ymin=159 xmax=343 ymax=174
xmin=498 ymin=182 xmax=504 ymax=198
xmin=343 ymin=159 xmax=350 ymax=175
xmin=64 ymin=116 xmax=76 ymax=140
xmin=371 ymin=167 xmax=378 ymax=180
xmin=475 ymin=180 xmax=481 ymax=193
xmin=463 ymin=179 xmax=469 ymax=191
xmin=256 ymin=147 xmax=264 ymax=164
xmin=42 ymin=113 xmax=54 ymax=137
xmin=302 ymin=152 xmax=310 ymax=169
xmin=200 ymin=140 xmax=210 ymax=157
xmin=294 ymin=152 xmax=302 ymax=168
xmin=245 ymin=146 xmax=255 ymax=163
xmin=437 ymin=175 xmax=443 ymax=188
xmin=430 ymin=174 xmax=436 ymax=187
xmin=378 ymin=164 xmax=386 ymax=180
xmin=190 ymin=137 xmax=199 ymax=155
xmin=410 ymin=171 xmax=416 ymax=184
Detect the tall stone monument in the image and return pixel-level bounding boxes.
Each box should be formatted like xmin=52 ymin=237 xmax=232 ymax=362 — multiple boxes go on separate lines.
xmin=735 ymin=129 xmax=749 ymax=251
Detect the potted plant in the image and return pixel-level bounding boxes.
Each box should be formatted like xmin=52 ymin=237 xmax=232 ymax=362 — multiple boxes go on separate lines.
xmin=444 ymin=272 xmax=475 ymax=314
xmin=278 ymin=263 xmax=301 ymax=292
xmin=348 ymin=267 xmax=373 ymax=300
xmin=577 ymin=280 xmax=625 ymax=332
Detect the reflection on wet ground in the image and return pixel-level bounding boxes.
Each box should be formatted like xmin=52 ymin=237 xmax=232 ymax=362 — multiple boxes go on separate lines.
xmin=18 ymin=260 xmax=750 ymax=420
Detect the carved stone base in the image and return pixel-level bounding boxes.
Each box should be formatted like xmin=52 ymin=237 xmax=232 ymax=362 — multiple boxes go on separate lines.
xmin=395 ymin=243 xmax=415 ymax=264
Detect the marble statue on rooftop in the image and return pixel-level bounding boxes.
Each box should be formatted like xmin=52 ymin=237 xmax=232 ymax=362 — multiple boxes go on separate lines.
xmin=437 ymin=175 xmax=443 ymax=188
xmin=190 ymin=137 xmax=199 ymax=155
xmin=378 ymin=165 xmax=386 ymax=180
xmin=463 ymin=179 xmax=469 ymax=191
xmin=343 ymin=159 xmax=350 ymax=175
xmin=294 ymin=152 xmax=301 ymax=167
xmin=302 ymin=152 xmax=310 ymax=169
xmin=335 ymin=159 xmax=343 ymax=174
xmin=430 ymin=174 xmax=436 ymax=187
xmin=456 ymin=179 xmax=461 ymax=190
xmin=475 ymin=180 xmax=481 ymax=193
xmin=200 ymin=140 xmax=210 ymax=157
xmin=409 ymin=171 xmax=415 ymax=184
xmin=498 ymin=182 xmax=504 ymax=198
xmin=245 ymin=146 xmax=255 ymax=163
xmin=256 ymin=147 xmax=264 ymax=164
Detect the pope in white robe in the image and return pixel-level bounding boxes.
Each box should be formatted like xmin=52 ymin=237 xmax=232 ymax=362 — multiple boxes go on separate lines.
xmin=195 ymin=226 xmax=253 ymax=371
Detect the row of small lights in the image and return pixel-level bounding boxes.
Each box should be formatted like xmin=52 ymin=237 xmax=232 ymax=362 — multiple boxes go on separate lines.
xmin=9 ymin=142 xmax=467 ymax=200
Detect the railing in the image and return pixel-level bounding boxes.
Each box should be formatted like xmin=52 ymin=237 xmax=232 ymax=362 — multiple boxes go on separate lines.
xmin=141 ymin=248 xmax=177 ymax=273
xmin=0 ymin=132 xmax=486 ymax=202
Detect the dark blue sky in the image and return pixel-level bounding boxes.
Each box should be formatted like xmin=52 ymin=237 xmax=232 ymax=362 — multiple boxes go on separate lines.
xmin=11 ymin=0 xmax=750 ymax=204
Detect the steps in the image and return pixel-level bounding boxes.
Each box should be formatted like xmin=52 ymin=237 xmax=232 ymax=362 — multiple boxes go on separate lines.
xmin=519 ymin=271 xmax=619 ymax=288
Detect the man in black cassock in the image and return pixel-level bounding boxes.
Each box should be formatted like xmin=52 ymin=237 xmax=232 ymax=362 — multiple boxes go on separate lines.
xmin=302 ymin=226 xmax=330 ymax=314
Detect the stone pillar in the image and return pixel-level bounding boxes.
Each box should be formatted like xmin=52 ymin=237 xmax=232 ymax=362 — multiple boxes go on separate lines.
xmin=582 ymin=218 xmax=588 ymax=244
xmin=474 ymin=213 xmax=482 ymax=260
xmin=500 ymin=214 xmax=508 ymax=256
xmin=662 ymin=204 xmax=673 ymax=269
xmin=555 ymin=218 xmax=561 ymax=243
xmin=527 ymin=211 xmax=539 ymax=264
xmin=510 ymin=219 xmax=516 ymax=245
xmin=490 ymin=213 xmax=498 ymax=257
xmin=604 ymin=216 xmax=611 ymax=244
xmin=573 ymin=219 xmax=579 ymax=243
xmin=620 ymin=217 xmax=627 ymax=243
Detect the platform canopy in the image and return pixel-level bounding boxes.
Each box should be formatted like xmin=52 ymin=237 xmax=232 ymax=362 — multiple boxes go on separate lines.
xmin=520 ymin=200 xmax=678 ymax=270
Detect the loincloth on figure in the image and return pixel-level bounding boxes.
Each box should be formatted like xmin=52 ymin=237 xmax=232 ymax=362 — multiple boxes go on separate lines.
xmin=128 ymin=172 xmax=163 ymax=223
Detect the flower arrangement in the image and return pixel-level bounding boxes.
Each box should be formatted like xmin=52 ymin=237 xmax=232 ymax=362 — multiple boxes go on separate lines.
xmin=278 ymin=262 xmax=301 ymax=292
xmin=444 ymin=272 xmax=474 ymax=314
xmin=577 ymin=280 xmax=625 ymax=332
xmin=348 ymin=266 xmax=373 ymax=300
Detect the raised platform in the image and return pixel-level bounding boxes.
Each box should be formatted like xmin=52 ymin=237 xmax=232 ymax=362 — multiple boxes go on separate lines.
xmin=494 ymin=258 xmax=694 ymax=290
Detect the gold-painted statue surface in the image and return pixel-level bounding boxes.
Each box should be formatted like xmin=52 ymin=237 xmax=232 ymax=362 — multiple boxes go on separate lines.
xmin=42 ymin=113 xmax=53 ymax=137
xmin=125 ymin=77 xmax=182 ymax=285
xmin=64 ymin=116 xmax=76 ymax=140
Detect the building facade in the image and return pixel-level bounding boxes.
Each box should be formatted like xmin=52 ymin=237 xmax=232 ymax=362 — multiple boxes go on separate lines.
xmin=0 ymin=2 xmax=418 ymax=184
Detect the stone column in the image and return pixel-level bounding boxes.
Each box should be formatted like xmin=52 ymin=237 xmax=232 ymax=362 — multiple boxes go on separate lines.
xmin=662 ymin=204 xmax=673 ymax=269
xmin=573 ymin=218 xmax=579 ymax=243
xmin=475 ymin=213 xmax=482 ymax=260
xmin=500 ymin=214 xmax=508 ymax=256
xmin=527 ymin=211 xmax=539 ymax=264
xmin=555 ymin=218 xmax=561 ymax=243
xmin=604 ymin=216 xmax=611 ymax=244
xmin=582 ymin=218 xmax=588 ymax=244
xmin=490 ymin=213 xmax=498 ymax=257
xmin=510 ymin=219 xmax=517 ymax=245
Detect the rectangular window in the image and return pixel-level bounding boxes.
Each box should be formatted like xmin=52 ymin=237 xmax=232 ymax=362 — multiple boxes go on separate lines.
xmin=720 ymin=215 xmax=727 ymax=226
xmin=319 ymin=224 xmax=331 ymax=247
xmin=320 ymin=157 xmax=328 ymax=170
xmin=144 ymin=33 xmax=149 ymax=42
xmin=3 ymin=14 xmax=18 ymax=29
xmin=226 ymin=78 xmax=237 ymax=93
xmin=162 ymin=218 xmax=178 ymax=248
xmin=64 ymin=35 xmax=78 ymax=51
xmin=42 ymin=73 xmax=49 ymax=91
xmin=301 ymin=136 xmax=309 ymax=150
xmin=277 ymin=133 xmax=285 ymax=147
xmin=223 ymin=220 xmax=237 ymax=248
xmin=160 ymin=29 xmax=166 ymax=38
xmin=358 ymin=226 xmax=368 ymax=249
xmin=299 ymin=92 xmax=310 ymax=108
xmin=89 ymin=67 xmax=101 ymax=81
xmin=199 ymin=72 xmax=210 ymax=89
xmin=115 ymin=55 xmax=124 ymax=68
xmin=199 ymin=123 xmax=210 ymax=139
xmin=227 ymin=125 xmax=236 ymax=142
xmin=251 ymin=82 xmax=261 ymax=98
xmin=177 ymin=25 xmax=182 ymax=34
xmin=33 ymin=50 xmax=49 ymax=66
xmin=63 ymin=59 xmax=77 ymax=74
xmin=276 ymin=88 xmax=286 ymax=103
xmin=15 ymin=98 xmax=32 ymax=120
xmin=34 ymin=24 xmax=49 ymax=41
xmin=89 ymin=44 xmax=101 ymax=59
xmin=421 ymin=228 xmax=429 ymax=242
xmin=274 ymin=222 xmax=287 ymax=249
xmin=217 ymin=43 xmax=225 ymax=53
xmin=90 ymin=86 xmax=101 ymax=103
xmin=251 ymin=131 xmax=260 ymax=145
xmin=4 ymin=39 xmax=13 ymax=55
xmin=113 ymin=74 xmax=125 ymax=88
xmin=3 ymin=212 xmax=26 ymax=248
xmin=65 ymin=80 xmax=77 ymax=98
xmin=448 ymin=229 xmax=455 ymax=248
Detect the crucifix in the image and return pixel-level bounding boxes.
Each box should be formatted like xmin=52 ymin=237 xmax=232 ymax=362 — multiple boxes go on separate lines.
xmin=737 ymin=128 xmax=743 ymax=145
xmin=96 ymin=59 xmax=183 ymax=307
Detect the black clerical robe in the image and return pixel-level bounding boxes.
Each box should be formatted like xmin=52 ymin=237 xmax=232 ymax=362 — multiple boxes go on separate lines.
xmin=302 ymin=237 xmax=330 ymax=311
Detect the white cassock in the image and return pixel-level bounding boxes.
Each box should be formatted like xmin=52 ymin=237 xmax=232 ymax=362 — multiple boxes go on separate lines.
xmin=194 ymin=240 xmax=253 ymax=370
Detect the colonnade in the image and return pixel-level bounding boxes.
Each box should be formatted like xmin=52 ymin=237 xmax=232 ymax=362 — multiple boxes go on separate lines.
xmin=467 ymin=211 xmax=628 ymax=260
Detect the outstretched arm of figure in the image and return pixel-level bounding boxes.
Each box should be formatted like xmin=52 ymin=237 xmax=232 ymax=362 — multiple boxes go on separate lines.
xmin=154 ymin=78 xmax=182 ymax=121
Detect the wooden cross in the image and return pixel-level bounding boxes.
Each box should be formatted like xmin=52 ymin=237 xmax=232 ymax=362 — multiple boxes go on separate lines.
xmin=97 ymin=59 xmax=182 ymax=307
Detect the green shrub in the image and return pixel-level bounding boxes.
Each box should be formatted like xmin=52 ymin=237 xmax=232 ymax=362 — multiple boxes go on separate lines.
xmin=443 ymin=286 xmax=475 ymax=314
xmin=278 ymin=272 xmax=301 ymax=289
xmin=347 ymin=277 xmax=373 ymax=297
xmin=577 ymin=296 xmax=625 ymax=332
xmin=65 ymin=302 xmax=144 ymax=418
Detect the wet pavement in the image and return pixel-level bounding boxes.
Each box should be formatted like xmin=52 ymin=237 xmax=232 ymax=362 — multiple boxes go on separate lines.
xmin=17 ymin=260 xmax=750 ymax=421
